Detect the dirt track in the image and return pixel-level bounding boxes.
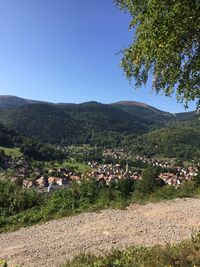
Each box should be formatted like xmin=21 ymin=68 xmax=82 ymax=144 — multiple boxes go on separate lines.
xmin=0 ymin=198 xmax=200 ymax=267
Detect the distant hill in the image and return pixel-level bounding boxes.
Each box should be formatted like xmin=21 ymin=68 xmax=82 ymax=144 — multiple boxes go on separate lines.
xmin=0 ymin=95 xmax=197 ymax=123
xmin=111 ymin=101 xmax=197 ymax=124
xmin=112 ymin=100 xmax=152 ymax=108
xmin=130 ymin=120 xmax=200 ymax=160
xmin=0 ymin=95 xmax=198 ymax=148
xmin=0 ymin=102 xmax=150 ymax=145
xmin=0 ymin=95 xmax=49 ymax=109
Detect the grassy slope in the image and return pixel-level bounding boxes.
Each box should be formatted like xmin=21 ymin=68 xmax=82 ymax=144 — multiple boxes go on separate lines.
xmin=0 ymin=146 xmax=22 ymax=157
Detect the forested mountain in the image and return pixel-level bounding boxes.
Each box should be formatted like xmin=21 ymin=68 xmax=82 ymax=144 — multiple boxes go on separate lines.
xmin=0 ymin=95 xmax=76 ymax=109
xmin=0 ymin=96 xmax=198 ymax=150
xmin=0 ymin=95 xmax=197 ymax=123
xmin=112 ymin=101 xmax=197 ymax=124
xmin=0 ymin=95 xmax=48 ymax=109
xmin=0 ymin=122 xmax=20 ymax=147
xmin=129 ymin=120 xmax=200 ymax=160
xmin=0 ymin=103 xmax=150 ymax=145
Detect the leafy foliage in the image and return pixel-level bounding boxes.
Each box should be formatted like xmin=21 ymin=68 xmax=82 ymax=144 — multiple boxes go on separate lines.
xmin=115 ymin=0 xmax=200 ymax=108
xmin=0 ymin=122 xmax=20 ymax=147
xmin=135 ymin=167 xmax=162 ymax=195
xmin=0 ymin=179 xmax=42 ymax=217
xmin=20 ymin=140 xmax=66 ymax=161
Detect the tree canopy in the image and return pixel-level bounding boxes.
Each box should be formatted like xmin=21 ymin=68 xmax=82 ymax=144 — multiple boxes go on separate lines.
xmin=115 ymin=0 xmax=200 ymax=108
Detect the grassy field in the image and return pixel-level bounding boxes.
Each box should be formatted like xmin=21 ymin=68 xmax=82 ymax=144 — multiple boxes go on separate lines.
xmin=44 ymin=159 xmax=93 ymax=173
xmin=0 ymin=146 xmax=22 ymax=157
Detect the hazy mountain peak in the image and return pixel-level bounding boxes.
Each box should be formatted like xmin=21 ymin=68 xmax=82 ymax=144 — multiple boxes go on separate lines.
xmin=112 ymin=100 xmax=150 ymax=108
xmin=0 ymin=95 xmax=48 ymax=109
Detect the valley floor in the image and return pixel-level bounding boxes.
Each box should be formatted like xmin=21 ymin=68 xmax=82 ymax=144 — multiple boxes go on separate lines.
xmin=0 ymin=198 xmax=200 ymax=267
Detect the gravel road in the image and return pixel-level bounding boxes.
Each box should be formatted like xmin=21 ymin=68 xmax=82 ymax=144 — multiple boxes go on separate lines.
xmin=0 ymin=198 xmax=200 ymax=267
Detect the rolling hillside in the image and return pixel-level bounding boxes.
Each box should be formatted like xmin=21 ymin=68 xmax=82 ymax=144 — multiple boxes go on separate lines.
xmin=0 ymin=102 xmax=150 ymax=145
xmin=130 ymin=120 xmax=200 ymax=160
xmin=0 ymin=96 xmax=197 ymax=123
xmin=0 ymin=95 xmax=48 ymax=109
xmin=0 ymin=96 xmax=198 ymax=149
xmin=112 ymin=101 xmax=197 ymax=124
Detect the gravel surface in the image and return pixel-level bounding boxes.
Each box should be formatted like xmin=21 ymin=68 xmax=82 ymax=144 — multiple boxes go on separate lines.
xmin=0 ymin=198 xmax=200 ymax=267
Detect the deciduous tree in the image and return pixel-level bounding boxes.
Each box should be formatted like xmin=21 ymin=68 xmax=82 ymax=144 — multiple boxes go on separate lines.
xmin=115 ymin=0 xmax=200 ymax=108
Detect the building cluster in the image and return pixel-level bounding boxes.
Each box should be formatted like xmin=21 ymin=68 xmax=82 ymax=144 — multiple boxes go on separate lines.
xmin=136 ymin=156 xmax=198 ymax=186
xmin=0 ymin=156 xmax=80 ymax=192
xmin=159 ymin=167 xmax=198 ymax=186
xmin=87 ymin=162 xmax=141 ymax=184
xmin=102 ymin=148 xmax=128 ymax=160
xmin=1 ymin=151 xmax=199 ymax=192
xmin=16 ymin=167 xmax=80 ymax=192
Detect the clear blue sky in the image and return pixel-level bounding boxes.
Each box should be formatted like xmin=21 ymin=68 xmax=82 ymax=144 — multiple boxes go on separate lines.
xmin=0 ymin=0 xmax=196 ymax=112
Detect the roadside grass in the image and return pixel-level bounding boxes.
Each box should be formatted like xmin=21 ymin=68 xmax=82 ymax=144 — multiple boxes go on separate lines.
xmin=2 ymin=233 xmax=200 ymax=267
xmin=61 ymin=232 xmax=200 ymax=267
xmin=0 ymin=146 xmax=22 ymax=157
xmin=0 ymin=179 xmax=200 ymax=234
xmin=0 ymin=194 xmax=128 ymax=233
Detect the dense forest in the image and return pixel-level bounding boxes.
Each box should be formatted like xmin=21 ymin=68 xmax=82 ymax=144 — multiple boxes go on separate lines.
xmin=112 ymin=101 xmax=197 ymax=125
xmin=0 ymin=103 xmax=150 ymax=145
xmin=0 ymin=122 xmax=21 ymax=147
xmin=0 ymin=98 xmax=199 ymax=160
xmin=129 ymin=120 xmax=200 ymax=160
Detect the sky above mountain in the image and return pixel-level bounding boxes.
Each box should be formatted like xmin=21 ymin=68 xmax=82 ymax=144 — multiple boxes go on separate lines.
xmin=0 ymin=0 xmax=196 ymax=112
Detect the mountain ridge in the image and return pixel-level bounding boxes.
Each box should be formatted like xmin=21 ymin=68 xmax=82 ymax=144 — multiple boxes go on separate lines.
xmin=0 ymin=95 xmax=199 ymax=158
xmin=0 ymin=95 xmax=196 ymax=115
xmin=0 ymin=95 xmax=198 ymax=147
xmin=0 ymin=102 xmax=150 ymax=145
xmin=112 ymin=100 xmax=151 ymax=109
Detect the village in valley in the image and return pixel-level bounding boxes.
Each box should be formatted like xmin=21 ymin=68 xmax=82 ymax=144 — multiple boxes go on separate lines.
xmin=1 ymin=145 xmax=199 ymax=193
xmin=0 ymin=0 xmax=200 ymax=265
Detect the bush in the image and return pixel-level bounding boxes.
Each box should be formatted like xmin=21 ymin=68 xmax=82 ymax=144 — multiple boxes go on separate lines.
xmin=1 ymin=168 xmax=200 ymax=233
xmin=135 ymin=167 xmax=160 ymax=195
xmin=150 ymin=185 xmax=179 ymax=201
xmin=179 ymin=180 xmax=197 ymax=197
xmin=0 ymin=179 xmax=43 ymax=216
